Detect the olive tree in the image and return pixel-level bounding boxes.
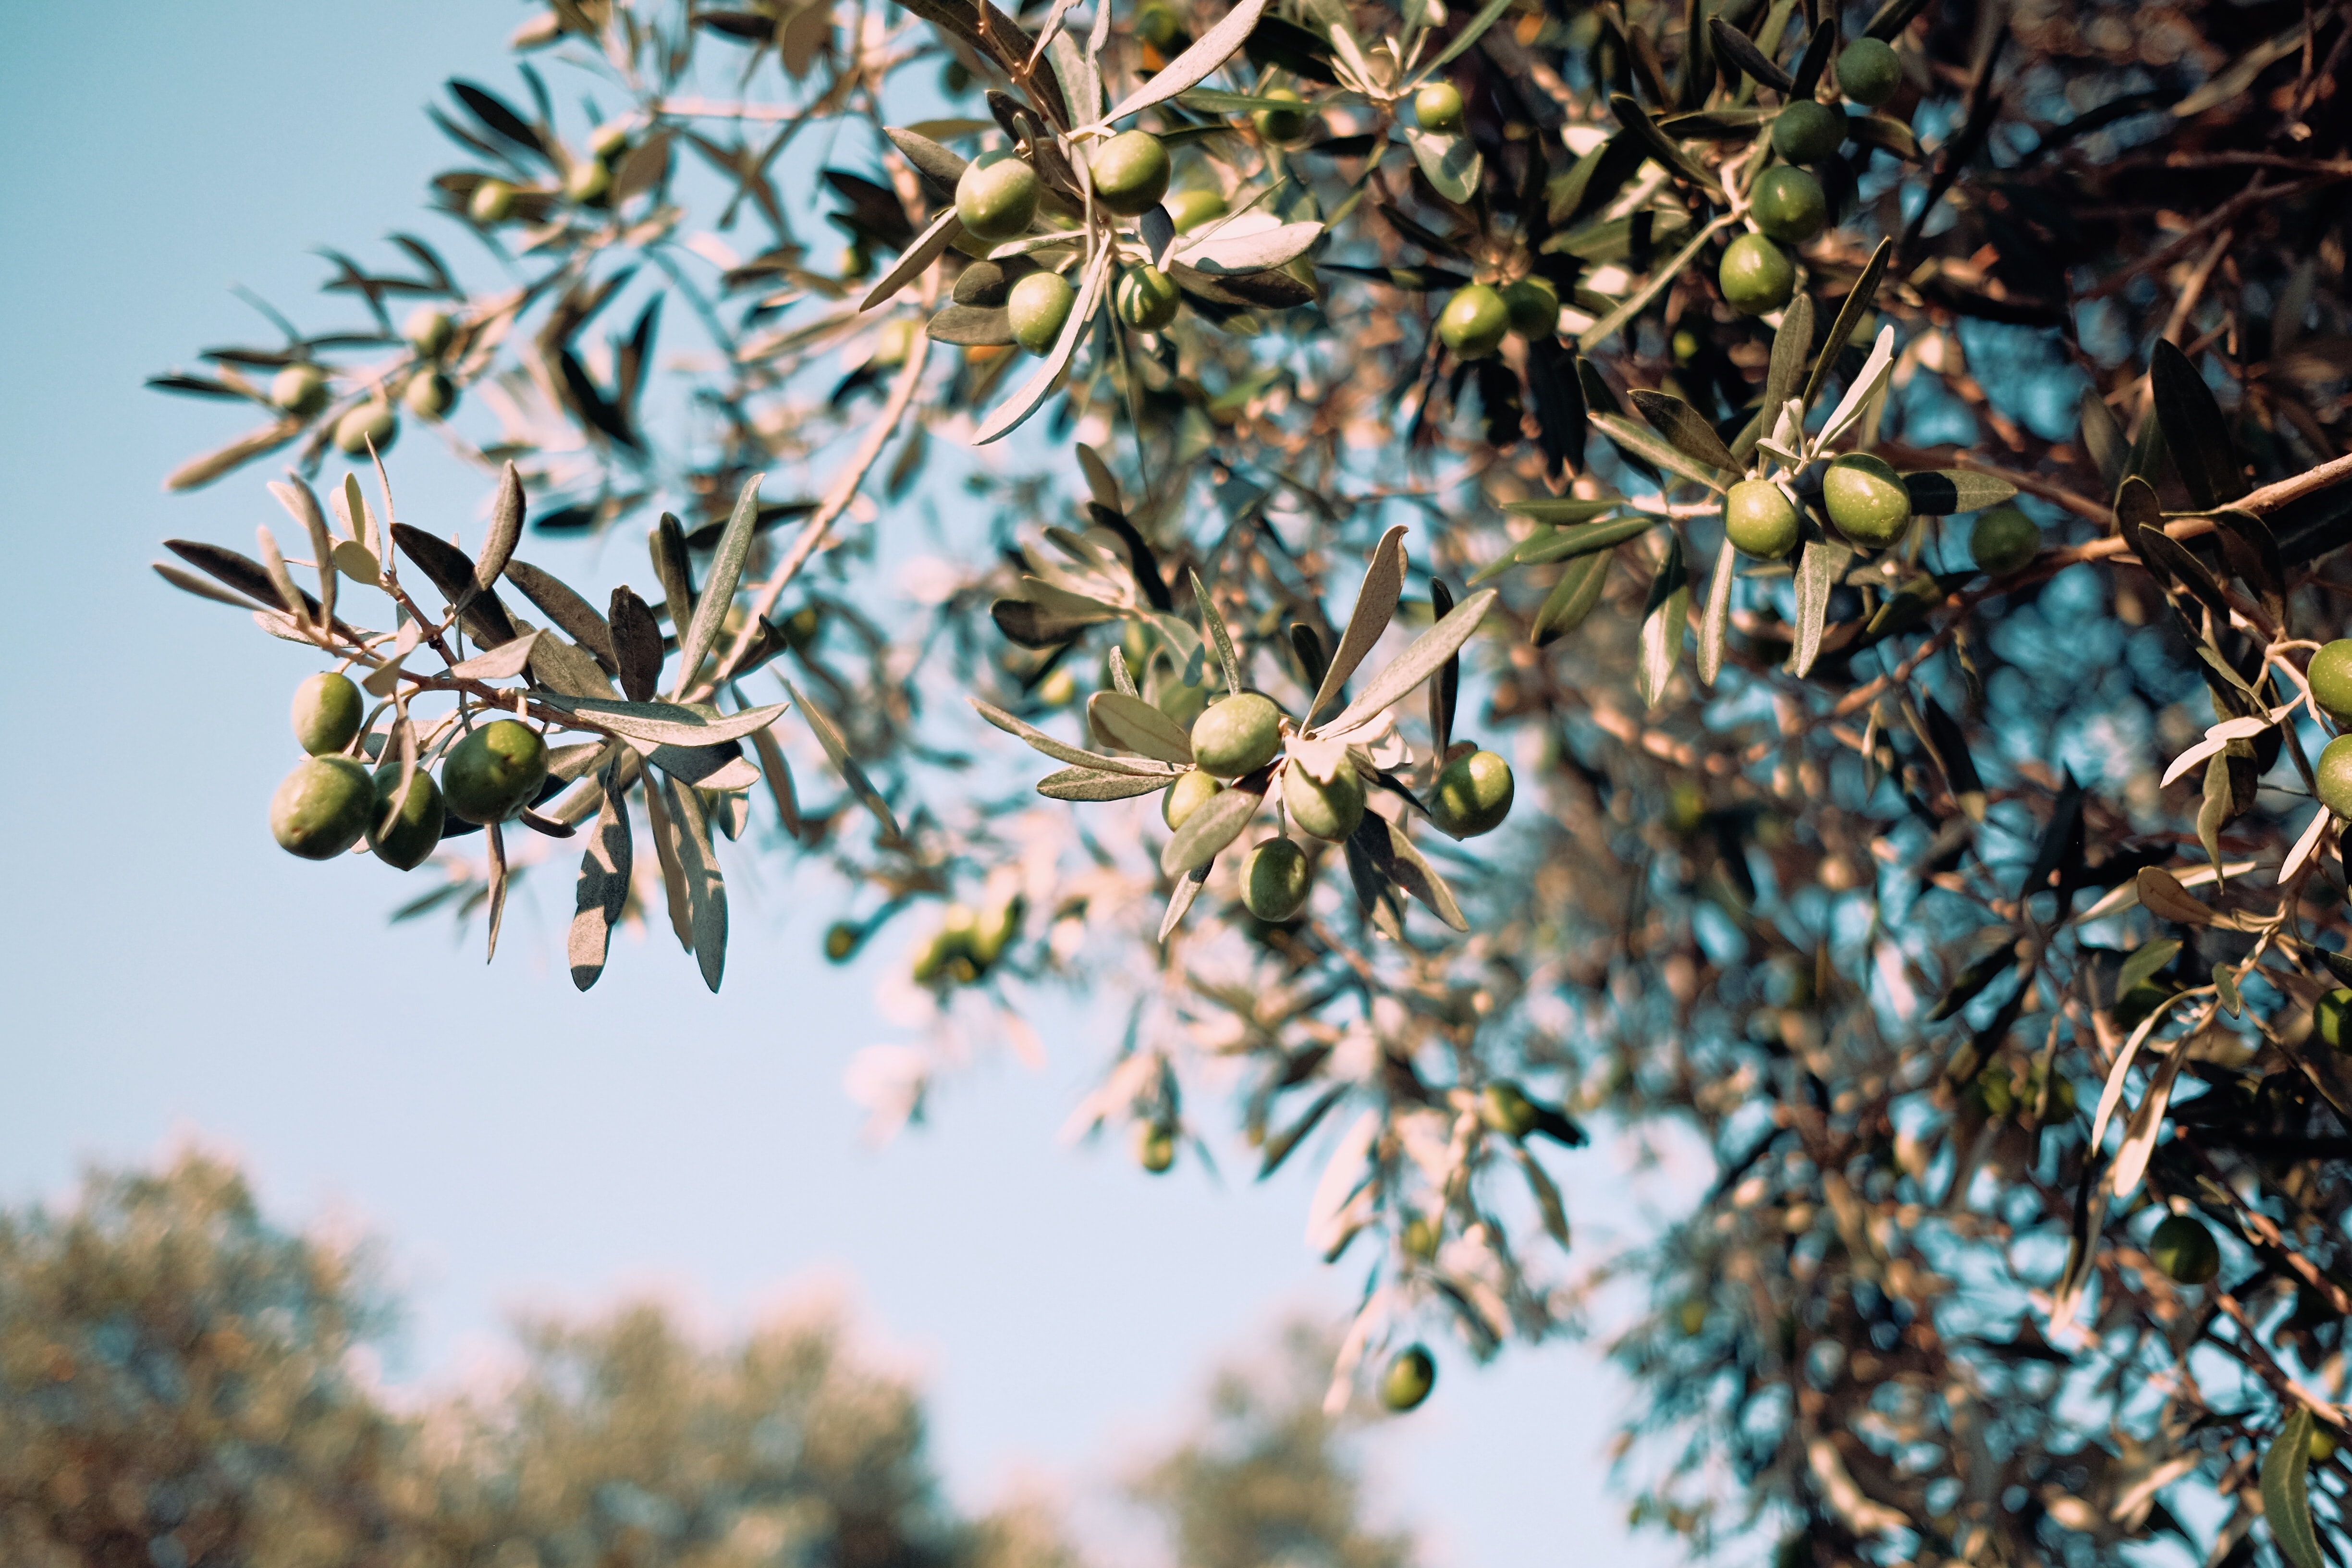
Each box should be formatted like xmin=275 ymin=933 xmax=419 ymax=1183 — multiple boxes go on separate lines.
xmin=147 ymin=0 xmax=2352 ymax=1561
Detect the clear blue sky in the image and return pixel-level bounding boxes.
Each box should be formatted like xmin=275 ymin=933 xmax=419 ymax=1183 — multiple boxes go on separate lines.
xmin=0 ymin=6 xmax=1695 ymax=1563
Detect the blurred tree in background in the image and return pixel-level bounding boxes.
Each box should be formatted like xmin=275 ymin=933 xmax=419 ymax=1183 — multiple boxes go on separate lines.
xmin=144 ymin=0 xmax=2352 ymax=1561
xmin=0 ymin=1157 xmax=1407 ymax=1568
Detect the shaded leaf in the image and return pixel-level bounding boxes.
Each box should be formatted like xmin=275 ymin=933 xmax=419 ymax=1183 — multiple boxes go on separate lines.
xmin=1637 ymin=535 xmax=1690 ymax=708
xmin=1791 ymin=536 xmax=1854 ymax=677
xmin=566 ymin=767 xmax=633 ymax=991
xmin=1089 ymin=690 xmax=1197 ymax=763
xmin=1531 ymin=550 xmax=1612 ymax=646
xmin=1162 ymin=780 xmax=1262 ymax=874
xmin=2263 ymin=1406 xmax=2324 ymax=1568
xmin=787 ymin=679 xmax=902 ymax=842
xmin=535 ymin=694 xmax=790 ymax=747
xmin=2150 ymin=341 xmax=2249 ymax=510
xmin=1903 ymin=470 xmax=2019 ymax=515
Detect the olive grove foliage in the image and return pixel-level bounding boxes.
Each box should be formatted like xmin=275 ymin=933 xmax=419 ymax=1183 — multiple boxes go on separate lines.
xmin=146 ymin=0 xmax=2352 ymax=1561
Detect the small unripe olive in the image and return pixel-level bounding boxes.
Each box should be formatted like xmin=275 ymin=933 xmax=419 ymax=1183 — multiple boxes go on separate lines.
xmin=1116 ymin=264 xmax=1181 ymax=331
xmin=942 ymin=58 xmax=973 ymax=95
xmin=367 ymin=764 xmax=447 ymax=870
xmin=271 ymin=756 xmax=374 ymax=861
xmin=1164 ymin=186 xmax=1227 ymax=233
xmin=870 ymin=317 xmax=917 ymax=368
xmin=1007 ymin=270 xmax=1076 ymax=354
xmin=1483 ymin=1080 xmax=1541 ymax=1138
xmin=1253 ymin=87 xmax=1308 ymax=144
xmin=1771 ymin=100 xmax=1844 ymax=163
xmin=1090 ymin=130 xmax=1171 ymax=216
xmin=1968 ymin=507 xmax=2042 ymax=576
xmin=1438 ymin=284 xmax=1509 ymax=359
xmin=271 ymin=364 xmax=328 ymax=417
xmin=972 ymin=896 xmax=1023 ymax=965
xmin=1163 ymin=768 xmax=1223 ymax=830
xmin=564 ymin=158 xmax=611 ymax=204
xmin=441 ymin=719 xmax=549 ymax=825
xmin=1822 ymin=452 xmax=1911 ymax=546
xmin=2146 ymin=1213 xmax=2219 ymax=1285
xmin=404 ymin=305 xmax=454 ymax=357
xmin=1752 ymin=166 xmax=1827 ymax=245
xmin=1381 ymin=1346 xmax=1435 ymax=1412
xmin=1190 ymin=692 xmax=1283 ymax=776
xmin=1242 ymin=837 xmax=1313 ymax=921
xmin=823 ymin=921 xmax=860 ymax=962
xmin=2312 ymin=640 xmax=2352 ymax=725
xmin=1136 ymin=1122 xmax=1176 ymax=1174
xmin=1719 ymin=233 xmax=1795 ymax=315
xmin=404 ymin=371 xmax=457 ymax=421
xmin=291 ymin=672 xmax=364 ymax=756
xmin=1836 ymin=37 xmax=1902 ymax=108
xmin=2316 ymin=988 xmax=2352 ymax=1049
xmin=469 ymin=179 xmax=516 ymax=224
xmin=588 ymin=120 xmax=631 ymax=159
xmin=1501 ymin=276 xmax=1560 ymax=340
xmin=2321 ymin=736 xmax=2352 ymax=818
xmin=2315 ymin=1426 xmax=2341 ymax=1465
xmin=1133 ymin=0 xmax=1180 ymax=47
xmin=1286 ymin=764 xmax=1365 ymax=841
xmin=1431 ymin=750 xmax=1514 ymax=838
xmin=1414 ymin=80 xmax=1465 ymax=133
xmin=333 ymin=403 xmax=398 ymax=457
xmin=1724 ymin=479 xmax=1801 ymax=559
xmin=1401 ymin=1215 xmax=1440 ymax=1262
xmin=956 ymin=149 xmax=1040 ymax=242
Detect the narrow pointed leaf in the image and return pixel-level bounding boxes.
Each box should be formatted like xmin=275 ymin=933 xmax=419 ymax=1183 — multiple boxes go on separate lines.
xmin=677 ymin=471 xmax=765 ymax=692
xmin=1162 ymin=781 xmax=1262 ymax=874
xmin=1698 ymin=535 xmax=1737 ymax=686
xmin=1088 ymin=690 xmax=1197 ymax=763
xmin=1792 ymin=536 xmax=1854 ymax=677
xmin=658 ymin=774 xmax=729 ymax=992
xmin=1801 ymin=238 xmax=1893 ymax=413
xmin=535 ymin=694 xmax=790 ymax=747
xmin=478 ymin=462 xmax=525 ymax=588
xmin=973 ymin=246 xmax=1111 ymax=444
xmin=567 ymin=767 xmax=633 ymax=991
xmin=1903 ymin=470 xmax=2018 ymax=514
xmin=1531 ymin=550 xmax=1612 ymax=646
xmin=1637 ymin=535 xmax=1690 ymax=708
xmin=1099 ymin=0 xmax=1272 ymax=125
xmin=1190 ymin=569 xmax=1244 ymax=693
xmin=787 ymin=679 xmax=902 ymax=842
xmin=861 ymin=207 xmax=964 ymax=312
xmin=970 ymin=697 xmax=1176 ymax=775
xmin=2150 ymin=339 xmax=2248 ymax=510
xmin=2263 ymin=1406 xmax=2325 ymax=1568
xmin=1326 ymin=589 xmax=1497 ymax=735
xmin=1309 ymin=525 xmax=1409 ymax=722
xmin=1630 ymin=391 xmax=1741 ymax=473
xmin=1592 ymin=412 xmax=1729 ymax=491
xmin=1038 ymin=766 xmax=1177 ymax=801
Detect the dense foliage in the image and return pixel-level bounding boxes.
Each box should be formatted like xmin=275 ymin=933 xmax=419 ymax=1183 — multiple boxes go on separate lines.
xmin=146 ymin=0 xmax=2352 ymax=1561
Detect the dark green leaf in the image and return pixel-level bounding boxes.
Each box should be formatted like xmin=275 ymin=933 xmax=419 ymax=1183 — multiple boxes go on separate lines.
xmin=608 ymin=586 xmax=665 ymax=702
xmin=1903 ymin=470 xmax=2020 ymax=514
xmin=1844 ymin=113 xmax=1921 ymax=160
xmin=1630 ymin=391 xmax=1742 ymax=474
xmin=2080 ymin=389 xmax=2129 ymax=495
xmin=1608 ymin=94 xmax=1712 ymax=189
xmin=1801 ymin=237 xmax=1893 ymax=414
xmin=1706 ymin=16 xmax=1792 ymax=93
xmin=391 ymin=524 xmax=520 ymax=647
xmin=1698 ymin=535 xmax=1737 ymax=686
xmin=2149 ymin=339 xmax=2248 ymax=510
xmin=1788 ymin=12 xmax=1838 ymax=100
xmin=1089 ymin=690 xmax=1196 ymax=763
xmin=1791 ymin=535 xmax=1854 ymax=677
xmin=1592 ymin=412 xmax=1728 ymax=491
xmin=2262 ymin=1405 xmax=2324 ymax=1568
xmin=1532 ymin=550 xmax=1612 ymax=646
xmin=2208 ymin=508 xmax=2287 ymax=628
xmin=1637 ymin=534 xmax=1690 ymax=708
xmin=2117 ymin=938 xmax=2181 ymax=999
xmin=2137 ymin=525 xmax=2232 ymax=625
xmin=1500 ymin=497 xmax=1622 ymax=525
xmin=1921 ymin=696 xmax=1985 ymax=819
xmin=505 ymin=559 xmax=617 ymax=671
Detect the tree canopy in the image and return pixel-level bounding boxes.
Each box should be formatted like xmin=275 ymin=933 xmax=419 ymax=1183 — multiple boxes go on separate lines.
xmin=144 ymin=0 xmax=2352 ymax=1562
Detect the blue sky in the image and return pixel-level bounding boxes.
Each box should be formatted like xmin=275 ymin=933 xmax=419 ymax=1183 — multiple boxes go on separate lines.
xmin=0 ymin=6 xmax=1695 ymax=1563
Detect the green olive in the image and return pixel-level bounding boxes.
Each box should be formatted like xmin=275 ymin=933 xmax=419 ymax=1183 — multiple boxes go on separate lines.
xmin=564 ymin=158 xmax=611 ymax=204
xmin=441 ymin=719 xmax=549 ymax=825
xmin=2321 ymin=736 xmax=2352 ymax=818
xmin=1133 ymin=0 xmax=1180 ymax=48
xmin=1164 ymin=186 xmax=1227 ymax=233
xmin=1836 ymin=37 xmax=1902 ymax=108
xmin=1116 ymin=264 xmax=1181 ymax=331
xmin=1136 ymin=1121 xmax=1176 ymax=1173
xmin=1724 ymin=479 xmax=1801 ymax=559
xmin=291 ymin=672 xmax=364 ymax=756
xmin=1822 ymin=452 xmax=1911 ymax=547
xmin=1431 ymin=750 xmax=1514 ymax=838
xmin=1007 ymin=270 xmax=1076 ymax=354
xmin=404 ymin=305 xmax=454 ymax=357
xmin=1090 ymin=130 xmax=1171 ymax=216
xmin=1968 ymin=507 xmax=2043 ymax=576
xmin=1163 ymin=768 xmax=1223 ymax=830
xmin=1402 ymin=1215 xmax=1440 ymax=1262
xmin=367 ymin=764 xmax=447 ymax=870
xmin=270 ymin=756 xmax=374 ymax=861
xmin=1414 ymin=80 xmax=1465 ymax=133
xmin=333 ymin=403 xmax=397 ymax=457
xmin=2146 ymin=1213 xmax=2219 ymax=1286
xmin=1252 ymin=87 xmax=1308 ymax=144
xmin=1438 ymin=284 xmax=1509 ymax=359
xmin=823 ymin=921 xmax=861 ymax=962
xmin=1483 ymin=1080 xmax=1541 ymax=1137
xmin=469 ymin=179 xmax=515 ymax=224
xmin=1286 ymin=764 xmax=1365 ymax=841
xmin=271 ymin=364 xmax=328 ymax=417
xmin=1752 ymin=166 xmax=1827 ymax=245
xmin=1719 ymin=233 xmax=1795 ymax=315
xmin=1500 ymin=276 xmax=1560 ymax=340
xmin=404 ymin=371 xmax=457 ymax=421
xmin=1242 ymin=837 xmax=1313 ymax=920
xmin=1190 ymin=692 xmax=1283 ymax=776
xmin=1381 ymin=1346 xmax=1435 ymax=1412
xmin=2316 ymin=988 xmax=2352 ymax=1049
xmin=2312 ymin=641 xmax=2352 ymax=725
xmin=1770 ymin=100 xmax=1844 ymax=163
xmin=956 ymin=149 xmax=1040 ymax=243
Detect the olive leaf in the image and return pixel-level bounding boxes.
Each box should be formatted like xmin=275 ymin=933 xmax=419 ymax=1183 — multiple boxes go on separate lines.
xmin=1517 ymin=1146 xmax=1571 ymax=1245
xmin=2137 ymin=525 xmax=2232 ymax=625
xmin=658 ymin=774 xmax=729 ymax=993
xmin=1787 ymin=10 xmax=1838 ymax=99
xmin=478 ymin=461 xmax=525 ymax=589
xmin=2150 ymin=339 xmax=2249 ymax=511
xmin=1630 ymin=391 xmax=1741 ymax=475
xmin=1902 ymin=470 xmax=2019 ymax=515
xmin=1929 ymin=946 xmax=2018 ymax=1022
xmin=391 ymin=524 xmax=520 ymax=647
xmin=1259 ymin=1083 xmax=1350 ymax=1180
xmin=1708 ymin=13 xmax=1793 ymax=92
xmin=1742 ymin=291 xmax=1816 ymax=462
xmin=567 ymin=766 xmax=633 ymax=992
xmin=1420 ymin=0 xmax=1514 ymax=72
xmin=929 ymin=305 xmax=1020 ymax=346
xmin=649 ymin=514 xmax=695 ymax=632
xmin=1500 ymin=497 xmax=1620 ymax=525
xmin=1173 ymin=220 xmax=1325 ymax=274
xmin=1531 ymin=549 xmax=1612 ymax=646
xmin=1606 ymin=94 xmax=1711 ymax=189
xmin=447 ymin=628 xmax=541 ymax=680
xmin=1697 ymin=535 xmax=1737 ymax=686
xmin=2263 ymin=1406 xmax=2326 ymax=1568
xmin=971 ymin=697 xmax=1176 ymax=775
xmin=861 ymin=208 xmax=965 ymax=312
xmin=504 ymin=559 xmax=617 ymax=670
xmin=1099 ymin=0 xmax=1271 ymax=124
xmin=1577 ymin=220 xmax=1722 ymax=354
xmin=1801 ymin=237 xmax=1893 ymax=414
xmin=1089 ymin=690 xmax=1197 ymax=763
xmin=1162 ymin=781 xmax=1262 ymax=874
xmin=638 ymin=765 xmax=697 ymax=954
xmin=1371 ymin=817 xmax=1467 ymax=930
xmin=483 ymin=822 xmax=509 ymax=964
xmin=1189 ymin=569 xmax=1244 ymax=694
xmin=747 ymin=717 xmax=801 ymax=839
xmin=535 ymin=694 xmax=790 ymax=747
xmin=1591 ymin=412 xmax=1728 ymax=492
xmin=1429 ymin=577 xmax=1458 ymax=758
xmin=608 ymin=586 xmax=665 ymax=702
xmin=1159 ymin=862 xmax=1213 ymax=941
xmin=646 ymin=741 xmax=760 ymax=790
xmin=1637 ymin=535 xmax=1690 ymax=709
xmin=1791 ymin=535 xmax=1854 ymax=678
xmin=1845 ymin=114 xmax=1921 ymax=160
xmin=2110 ymin=1037 xmax=2190 ymax=1200
xmin=787 ymin=678 xmax=902 ymax=843
xmin=677 ymin=471 xmax=765 ymax=693
xmin=973 ymin=245 xmax=1111 ymax=444
xmin=1325 ymin=588 xmax=1497 ymax=735
xmin=883 ymin=125 xmax=970 ymax=189
xmin=2080 ymin=389 xmax=2130 ymax=495
xmin=271 ymin=477 xmax=337 ymax=628
xmin=1309 ymin=524 xmax=1409 ymax=722
xmin=1470 ymin=516 xmax=1650 ymax=582
xmin=1815 ymin=324 xmax=1898 ymax=448
xmin=1403 ymin=126 xmax=1482 ymax=205
xmin=1038 ymin=766 xmax=1176 ymax=801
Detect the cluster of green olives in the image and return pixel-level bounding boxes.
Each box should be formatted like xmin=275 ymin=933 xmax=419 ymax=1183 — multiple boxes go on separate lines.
xmin=466 ymin=118 xmax=630 ymax=231
xmin=908 ymin=895 xmax=1024 ymax=986
xmin=1964 ymin=1058 xmax=2076 ymax=1125
xmin=2302 ymin=640 xmax=2352 ymax=819
xmin=398 ymin=302 xmax=460 ymax=426
xmin=1719 ymin=38 xmax=1906 ymax=316
xmin=1436 ymin=275 xmax=1561 ymax=359
xmin=268 ymin=672 xmax=549 ymax=870
xmin=1720 ymin=460 xmax=2045 ymax=568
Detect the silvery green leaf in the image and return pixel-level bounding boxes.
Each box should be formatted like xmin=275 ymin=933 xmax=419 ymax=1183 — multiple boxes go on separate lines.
xmin=660 ymin=773 xmax=729 ymax=992
xmin=536 ymin=694 xmax=790 ymax=747
xmin=1591 ymin=413 xmax=1728 ymax=492
xmin=1173 ymin=219 xmax=1325 ymax=274
xmin=1038 ymin=766 xmax=1176 ymax=802
xmin=648 ymin=740 xmax=761 ymax=790
xmin=677 ymin=471 xmax=765 ymax=694
xmin=708 ymin=784 xmax=750 ymax=843
xmin=528 ymin=634 xmax=618 ymax=700
xmin=974 ymin=245 xmax=1111 ymax=445
xmin=1816 ymin=323 xmax=1897 ymax=447
xmin=1190 ymin=569 xmax=1244 ymax=693
xmin=2110 ymin=1035 xmax=2190 ymax=1200
xmin=608 ymin=586 xmax=665 ymax=702
xmin=1161 ymin=781 xmax=1261 ymax=874
xmin=255 ymin=523 xmax=310 ymax=626
xmin=447 ymin=628 xmax=541 ymax=680
xmin=1089 ymin=690 xmax=1196 ymax=763
xmin=1098 ymin=0 xmax=1272 ymax=126
xmin=1159 ymin=863 xmax=1212 ymax=941
xmin=331 ymin=540 xmax=382 ymax=583
xmin=1258 ymin=1084 xmax=1349 ymax=1179
xmin=2263 ymin=1406 xmax=2325 ymax=1568
xmin=1760 ymin=292 xmax=1815 ymax=438
xmin=861 ymin=207 xmax=963 ymax=313
xmin=1325 ymin=588 xmax=1497 ymax=735
xmin=970 ymin=697 xmax=1175 ymax=775
xmin=1637 ymin=535 xmax=1690 ymax=709
xmin=1698 ymin=534 xmax=1736 ymax=686
xmin=1531 ymin=550 xmax=1611 ymax=646
xmin=567 ymin=767 xmax=632 ymax=992
xmin=1048 ymin=29 xmax=1102 ymax=127
xmin=639 ymin=765 xmax=697 ymax=954
xmin=1902 ymin=470 xmax=2019 ymax=514
xmin=1310 ymin=525 xmax=1408 ymax=723
xmin=1379 ymin=819 xmax=1467 ymax=930
xmin=1403 ymin=126 xmax=1481 ymax=205
xmin=1076 ymin=443 xmax=1121 ymax=512
xmin=929 ymin=304 xmax=1020 ymax=346
xmin=477 ymin=462 xmax=525 ymax=589
xmin=1500 ymin=497 xmax=1620 ymax=525
xmin=154 ymin=562 xmax=264 ymax=611
xmin=1629 ymin=391 xmax=1742 ymax=474
xmin=272 ymin=476 xmax=337 ymax=627
xmin=1107 ymin=647 xmax=1139 ymax=698
xmin=338 ymin=472 xmax=378 ymax=555
xmin=786 ymin=678 xmax=902 ymax=843
xmin=883 ymin=126 xmax=969 ymax=189
xmin=1792 ymin=536 xmax=1854 ymax=678
xmin=1801 ymin=238 xmax=1892 ymax=413
xmin=504 ymin=559 xmax=616 ymax=668
xmin=1470 ymin=516 xmax=1650 ymax=582
xmin=745 ymin=716 xmax=801 ymax=838
xmin=484 ymin=821 xmax=508 ymax=964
